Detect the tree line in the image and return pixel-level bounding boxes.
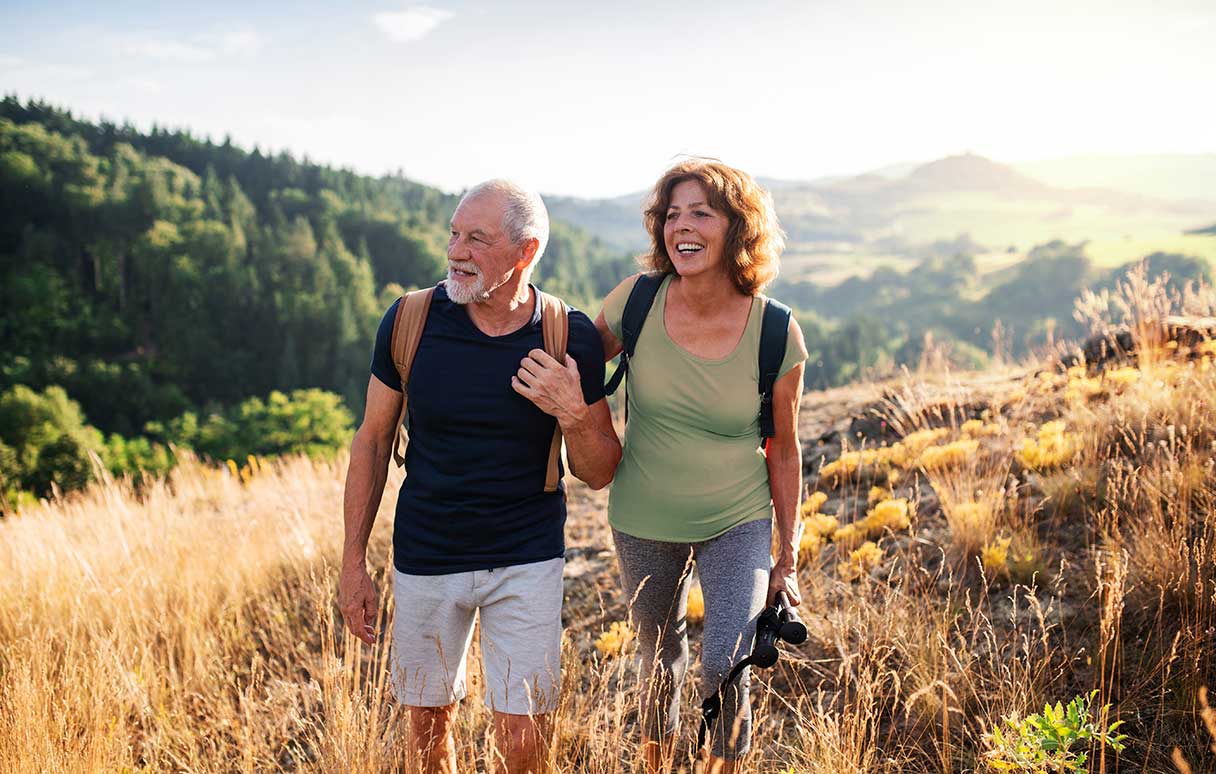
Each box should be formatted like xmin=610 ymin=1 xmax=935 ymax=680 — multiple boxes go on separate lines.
xmin=0 ymin=97 xmax=631 ymax=507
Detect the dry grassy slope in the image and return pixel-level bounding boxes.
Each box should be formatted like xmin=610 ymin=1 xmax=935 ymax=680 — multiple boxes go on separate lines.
xmin=560 ymin=369 xmax=1036 ymax=696
xmin=4 ymin=332 xmax=1216 ymax=771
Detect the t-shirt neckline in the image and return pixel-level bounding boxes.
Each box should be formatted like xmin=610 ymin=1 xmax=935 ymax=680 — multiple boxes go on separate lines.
xmin=658 ymin=275 xmax=758 ymax=365
xmin=439 ymin=282 xmax=542 ymax=341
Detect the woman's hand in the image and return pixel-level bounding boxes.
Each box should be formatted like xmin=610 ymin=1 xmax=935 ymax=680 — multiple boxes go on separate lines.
xmin=767 ymin=559 xmax=801 ymax=607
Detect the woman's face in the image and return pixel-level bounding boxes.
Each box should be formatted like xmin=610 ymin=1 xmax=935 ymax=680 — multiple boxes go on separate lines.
xmin=662 ymin=179 xmax=730 ymax=279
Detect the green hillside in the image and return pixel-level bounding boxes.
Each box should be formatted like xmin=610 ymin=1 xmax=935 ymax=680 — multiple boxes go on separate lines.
xmin=0 ymin=98 xmax=632 ymax=501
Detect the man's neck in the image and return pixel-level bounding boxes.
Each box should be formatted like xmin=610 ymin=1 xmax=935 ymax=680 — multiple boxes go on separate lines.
xmin=463 ymin=275 xmax=535 ymax=336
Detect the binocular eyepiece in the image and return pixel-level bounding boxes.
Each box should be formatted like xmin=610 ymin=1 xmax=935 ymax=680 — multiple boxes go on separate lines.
xmin=751 ymin=591 xmax=807 ymax=668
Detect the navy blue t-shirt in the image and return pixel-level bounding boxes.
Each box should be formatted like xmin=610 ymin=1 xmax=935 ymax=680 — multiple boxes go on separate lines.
xmin=371 ymin=284 xmax=606 ymax=575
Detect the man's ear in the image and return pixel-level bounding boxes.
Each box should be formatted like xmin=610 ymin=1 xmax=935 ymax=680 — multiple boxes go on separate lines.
xmin=516 ymin=237 xmax=540 ymax=270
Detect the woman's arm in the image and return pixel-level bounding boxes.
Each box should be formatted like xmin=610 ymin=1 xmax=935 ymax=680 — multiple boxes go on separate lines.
xmin=593 ymin=273 xmax=639 ymax=362
xmin=765 ymin=321 xmax=807 ymax=606
xmin=594 ymin=309 xmax=623 ymax=361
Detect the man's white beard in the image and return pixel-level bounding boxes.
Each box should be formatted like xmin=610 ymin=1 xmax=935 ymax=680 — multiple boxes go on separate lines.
xmin=446 ymin=263 xmax=517 ymax=305
xmin=445 ymin=265 xmax=488 ymax=305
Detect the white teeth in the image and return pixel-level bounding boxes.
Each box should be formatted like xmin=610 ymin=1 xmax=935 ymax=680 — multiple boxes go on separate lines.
xmin=676 ymin=243 xmax=704 ymax=253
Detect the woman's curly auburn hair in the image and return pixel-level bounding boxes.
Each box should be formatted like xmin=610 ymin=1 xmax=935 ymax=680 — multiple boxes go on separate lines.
xmin=641 ymin=158 xmax=785 ymax=296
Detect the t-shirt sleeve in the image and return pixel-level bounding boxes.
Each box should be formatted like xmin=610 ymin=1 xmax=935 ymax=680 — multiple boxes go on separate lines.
xmin=567 ymin=309 xmax=607 ymax=405
xmin=370 ymin=298 xmax=403 ymax=392
xmin=599 ymin=274 xmax=641 ymax=341
xmin=778 ymin=313 xmax=809 ymax=379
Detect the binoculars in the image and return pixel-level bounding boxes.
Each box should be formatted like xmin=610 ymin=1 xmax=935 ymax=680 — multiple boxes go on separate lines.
xmin=750 ymin=591 xmax=807 ymax=667
xmin=698 ymin=591 xmax=807 ymax=752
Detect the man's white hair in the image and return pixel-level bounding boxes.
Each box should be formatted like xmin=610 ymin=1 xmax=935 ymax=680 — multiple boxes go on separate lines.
xmin=462 ymin=179 xmax=550 ymax=261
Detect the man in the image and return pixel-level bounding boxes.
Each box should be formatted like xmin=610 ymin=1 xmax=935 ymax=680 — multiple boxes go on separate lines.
xmin=338 ymin=179 xmax=620 ymax=774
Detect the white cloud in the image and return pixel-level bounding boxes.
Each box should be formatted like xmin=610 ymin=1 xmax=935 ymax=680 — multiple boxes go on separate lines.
xmin=112 ymin=26 xmax=263 ymax=64
xmin=217 ymin=28 xmax=262 ymax=57
xmin=116 ymin=76 xmax=164 ymax=95
xmin=121 ymin=38 xmax=216 ymax=63
xmin=373 ymin=6 xmax=453 ymax=43
xmin=5 ymin=62 xmax=93 ymax=81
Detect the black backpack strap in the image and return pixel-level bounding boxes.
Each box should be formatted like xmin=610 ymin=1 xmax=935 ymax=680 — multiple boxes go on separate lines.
xmin=757 ymin=297 xmax=792 ymax=439
xmin=604 ymin=273 xmax=666 ymax=396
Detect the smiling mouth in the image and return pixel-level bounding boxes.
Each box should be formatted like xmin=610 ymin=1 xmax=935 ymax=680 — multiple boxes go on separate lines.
xmin=675 ymin=242 xmax=705 ymax=255
xmin=449 ymin=265 xmax=479 ymax=278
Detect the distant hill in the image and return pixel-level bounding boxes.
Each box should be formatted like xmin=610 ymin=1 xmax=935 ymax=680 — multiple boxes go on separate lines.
xmin=1015 ymin=153 xmax=1216 ymax=204
xmin=550 ymin=152 xmax=1216 ymax=286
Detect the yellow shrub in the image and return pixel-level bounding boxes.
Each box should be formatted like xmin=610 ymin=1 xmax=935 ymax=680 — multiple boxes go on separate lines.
xmin=866 ymin=498 xmax=911 ymax=532
xmin=838 ymin=541 xmax=883 ymax=581
xmin=686 ymin=584 xmax=704 ymax=624
xmin=832 ymin=523 xmax=865 ymax=550
xmin=867 ymin=486 xmax=889 ymax=505
xmin=800 ymin=491 xmax=829 ymax=517
xmin=804 ymin=512 xmax=839 ymax=538
xmin=799 ymin=531 xmax=822 ymax=563
xmin=1016 ymin=421 xmax=1078 ymax=470
xmin=980 ymin=537 xmax=1011 ymax=578
xmin=594 ymin=621 xmax=635 ymax=658
xmin=899 ymin=427 xmax=951 ymax=456
xmin=918 ymin=439 xmax=979 ymax=471
xmin=831 ymin=498 xmax=911 ymax=549
xmin=959 ymin=419 xmax=995 ymax=436
xmin=819 ymin=450 xmax=867 ymax=481
xmin=948 ymin=501 xmax=991 ymax=534
xmin=1064 ymin=375 xmax=1106 ymax=403
xmin=1104 ymin=366 xmax=1141 ymax=388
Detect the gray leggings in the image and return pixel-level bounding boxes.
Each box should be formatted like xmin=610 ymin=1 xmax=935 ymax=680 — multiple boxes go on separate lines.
xmin=612 ymin=518 xmax=772 ymax=760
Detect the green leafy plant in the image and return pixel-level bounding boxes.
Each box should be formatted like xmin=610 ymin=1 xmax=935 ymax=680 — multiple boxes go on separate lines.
xmin=983 ymin=691 xmax=1127 ymax=773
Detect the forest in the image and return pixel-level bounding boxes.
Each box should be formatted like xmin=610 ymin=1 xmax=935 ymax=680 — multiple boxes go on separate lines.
xmin=0 ymin=98 xmax=631 ymax=505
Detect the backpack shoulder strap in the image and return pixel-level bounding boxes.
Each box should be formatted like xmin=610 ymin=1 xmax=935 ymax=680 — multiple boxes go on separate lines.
xmin=536 ymin=289 xmax=570 ymax=493
xmin=389 ymin=286 xmax=436 ymax=467
xmin=757 ymin=297 xmax=792 ymax=439
xmin=604 ymin=273 xmax=666 ymax=395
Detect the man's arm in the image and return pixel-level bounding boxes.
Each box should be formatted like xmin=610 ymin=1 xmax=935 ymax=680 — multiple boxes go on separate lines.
xmin=513 ymin=350 xmax=621 ymax=490
xmin=338 ymin=375 xmax=402 ymax=645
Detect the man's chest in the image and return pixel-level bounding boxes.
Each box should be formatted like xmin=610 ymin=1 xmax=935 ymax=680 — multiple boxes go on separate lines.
xmin=406 ymin=326 xmax=551 ymax=436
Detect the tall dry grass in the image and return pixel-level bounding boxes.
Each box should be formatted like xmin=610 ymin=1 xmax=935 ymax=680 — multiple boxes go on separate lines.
xmin=3 ymin=264 xmax=1216 ymax=772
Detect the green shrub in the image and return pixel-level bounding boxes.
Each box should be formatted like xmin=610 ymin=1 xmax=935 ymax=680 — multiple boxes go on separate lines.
xmin=151 ymin=388 xmax=353 ymax=462
xmin=983 ymin=691 xmax=1127 ymax=773
xmin=0 ymin=385 xmax=102 ymax=501
xmin=101 ymin=433 xmax=177 ymax=485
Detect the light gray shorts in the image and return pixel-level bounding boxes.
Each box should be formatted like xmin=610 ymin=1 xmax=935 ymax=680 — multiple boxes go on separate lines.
xmin=391 ymin=557 xmax=564 ymax=715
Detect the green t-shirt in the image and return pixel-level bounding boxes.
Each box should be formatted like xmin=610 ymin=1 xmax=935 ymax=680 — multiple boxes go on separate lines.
xmin=603 ymin=274 xmax=808 ymax=542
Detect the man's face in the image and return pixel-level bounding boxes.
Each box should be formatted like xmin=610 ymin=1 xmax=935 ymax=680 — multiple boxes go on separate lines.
xmin=446 ymin=193 xmax=532 ymax=305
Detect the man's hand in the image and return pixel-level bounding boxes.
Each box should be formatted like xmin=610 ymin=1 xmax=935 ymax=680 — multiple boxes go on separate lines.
xmin=338 ymin=562 xmax=379 ymax=645
xmin=512 ymin=349 xmax=588 ymax=426
xmin=767 ymin=559 xmax=801 ymax=607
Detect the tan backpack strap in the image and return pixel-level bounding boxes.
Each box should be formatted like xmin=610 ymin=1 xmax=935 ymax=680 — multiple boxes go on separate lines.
xmin=389 ymin=286 xmax=436 ymax=467
xmin=537 ymin=290 xmax=570 ymax=493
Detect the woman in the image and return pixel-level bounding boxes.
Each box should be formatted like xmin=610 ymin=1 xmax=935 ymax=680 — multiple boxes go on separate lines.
xmin=595 ymin=159 xmax=806 ymax=773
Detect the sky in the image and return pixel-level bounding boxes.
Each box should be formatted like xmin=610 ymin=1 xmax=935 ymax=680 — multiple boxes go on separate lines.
xmin=2 ymin=0 xmax=1214 ymax=198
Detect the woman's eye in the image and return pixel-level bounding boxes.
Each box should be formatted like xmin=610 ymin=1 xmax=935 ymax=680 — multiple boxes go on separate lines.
xmin=666 ymin=212 xmax=678 ymax=221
